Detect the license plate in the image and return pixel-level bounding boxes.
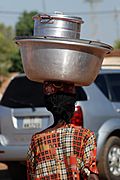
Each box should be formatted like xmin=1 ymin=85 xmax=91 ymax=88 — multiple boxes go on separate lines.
xmin=23 ymin=117 xmax=42 ymax=129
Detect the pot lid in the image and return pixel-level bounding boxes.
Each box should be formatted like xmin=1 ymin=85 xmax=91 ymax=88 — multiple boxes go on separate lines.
xmin=32 ymin=11 xmax=84 ymax=24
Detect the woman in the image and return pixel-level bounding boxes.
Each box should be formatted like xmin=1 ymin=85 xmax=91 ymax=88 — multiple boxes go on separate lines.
xmin=27 ymin=81 xmax=99 ymax=180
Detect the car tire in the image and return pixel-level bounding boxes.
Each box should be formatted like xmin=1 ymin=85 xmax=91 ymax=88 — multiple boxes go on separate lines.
xmin=6 ymin=161 xmax=27 ymax=180
xmin=98 ymin=136 xmax=120 ymax=180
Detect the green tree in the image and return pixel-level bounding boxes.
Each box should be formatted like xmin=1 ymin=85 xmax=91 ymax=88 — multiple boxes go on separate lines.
xmin=0 ymin=23 xmax=17 ymax=76
xmin=9 ymin=50 xmax=23 ymax=73
xmin=11 ymin=10 xmax=38 ymax=73
xmin=0 ymin=11 xmax=38 ymax=78
xmin=114 ymin=39 xmax=120 ymax=49
xmin=15 ymin=11 xmax=38 ymax=36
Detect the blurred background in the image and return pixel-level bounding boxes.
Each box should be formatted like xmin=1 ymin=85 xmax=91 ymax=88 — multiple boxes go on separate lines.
xmin=0 ymin=0 xmax=120 ymax=179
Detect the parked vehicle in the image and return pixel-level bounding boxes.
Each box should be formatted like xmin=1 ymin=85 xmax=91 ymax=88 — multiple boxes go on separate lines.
xmin=0 ymin=69 xmax=120 ymax=180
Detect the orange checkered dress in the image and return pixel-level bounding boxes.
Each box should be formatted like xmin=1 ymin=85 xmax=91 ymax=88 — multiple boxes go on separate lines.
xmin=27 ymin=124 xmax=98 ymax=180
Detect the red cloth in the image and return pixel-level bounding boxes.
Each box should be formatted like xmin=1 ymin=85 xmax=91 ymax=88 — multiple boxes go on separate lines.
xmin=43 ymin=81 xmax=75 ymax=95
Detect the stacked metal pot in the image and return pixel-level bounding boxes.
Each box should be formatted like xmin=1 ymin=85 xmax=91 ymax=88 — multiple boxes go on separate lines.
xmin=33 ymin=12 xmax=84 ymax=39
xmin=15 ymin=12 xmax=112 ymax=85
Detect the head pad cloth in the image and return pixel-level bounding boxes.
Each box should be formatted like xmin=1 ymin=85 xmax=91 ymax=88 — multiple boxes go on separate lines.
xmin=43 ymin=81 xmax=75 ymax=95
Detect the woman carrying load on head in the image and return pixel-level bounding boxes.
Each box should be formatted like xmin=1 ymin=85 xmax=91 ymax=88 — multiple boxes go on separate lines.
xmin=27 ymin=81 xmax=99 ymax=180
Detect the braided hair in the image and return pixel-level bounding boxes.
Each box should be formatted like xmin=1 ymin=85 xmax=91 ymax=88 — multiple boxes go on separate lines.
xmin=44 ymin=92 xmax=76 ymax=126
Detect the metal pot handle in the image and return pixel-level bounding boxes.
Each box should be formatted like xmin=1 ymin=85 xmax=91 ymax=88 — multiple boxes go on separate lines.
xmin=33 ymin=13 xmax=54 ymax=23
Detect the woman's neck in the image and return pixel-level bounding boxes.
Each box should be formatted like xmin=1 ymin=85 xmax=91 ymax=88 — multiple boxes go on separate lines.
xmin=42 ymin=120 xmax=66 ymax=133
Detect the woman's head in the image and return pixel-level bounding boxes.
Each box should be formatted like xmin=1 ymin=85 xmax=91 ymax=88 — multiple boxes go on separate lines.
xmin=43 ymin=81 xmax=76 ymax=124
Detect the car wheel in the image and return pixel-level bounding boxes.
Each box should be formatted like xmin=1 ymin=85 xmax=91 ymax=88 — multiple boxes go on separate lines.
xmin=6 ymin=161 xmax=27 ymax=180
xmin=98 ymin=136 xmax=120 ymax=180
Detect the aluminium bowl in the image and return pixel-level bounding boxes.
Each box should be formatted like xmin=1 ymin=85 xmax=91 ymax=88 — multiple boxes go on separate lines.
xmin=15 ymin=36 xmax=112 ymax=85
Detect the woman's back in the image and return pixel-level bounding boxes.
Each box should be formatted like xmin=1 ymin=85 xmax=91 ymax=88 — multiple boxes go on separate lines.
xmin=27 ymin=124 xmax=98 ymax=180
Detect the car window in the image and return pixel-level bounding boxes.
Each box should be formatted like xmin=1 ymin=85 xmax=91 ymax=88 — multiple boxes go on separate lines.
xmin=0 ymin=75 xmax=87 ymax=108
xmin=94 ymin=74 xmax=109 ymax=99
xmin=75 ymin=86 xmax=87 ymax=101
xmin=0 ymin=76 xmax=45 ymax=108
xmin=106 ymin=74 xmax=120 ymax=102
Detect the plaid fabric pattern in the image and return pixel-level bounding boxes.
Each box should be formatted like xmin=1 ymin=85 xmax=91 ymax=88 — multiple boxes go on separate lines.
xmin=27 ymin=124 xmax=98 ymax=180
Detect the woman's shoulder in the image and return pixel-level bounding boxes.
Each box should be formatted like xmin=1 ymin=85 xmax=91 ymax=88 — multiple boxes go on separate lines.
xmin=31 ymin=131 xmax=44 ymax=141
xmin=69 ymin=124 xmax=95 ymax=137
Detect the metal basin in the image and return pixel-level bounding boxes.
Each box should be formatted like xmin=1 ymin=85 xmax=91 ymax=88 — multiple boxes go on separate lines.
xmin=15 ymin=37 xmax=112 ymax=85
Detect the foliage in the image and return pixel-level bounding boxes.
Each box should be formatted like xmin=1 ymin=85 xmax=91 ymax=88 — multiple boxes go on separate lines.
xmin=114 ymin=39 xmax=120 ymax=49
xmin=11 ymin=10 xmax=38 ymax=73
xmin=9 ymin=50 xmax=24 ymax=73
xmin=15 ymin=11 xmax=38 ymax=36
xmin=0 ymin=23 xmax=17 ymax=76
xmin=0 ymin=11 xmax=38 ymax=79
